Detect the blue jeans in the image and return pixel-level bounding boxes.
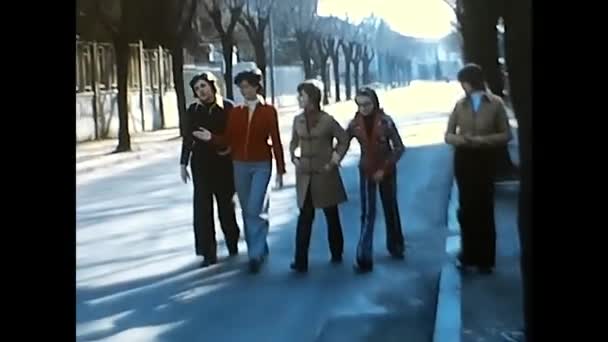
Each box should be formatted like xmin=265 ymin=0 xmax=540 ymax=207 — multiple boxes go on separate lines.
xmin=357 ymin=169 xmax=404 ymax=262
xmin=233 ymin=161 xmax=272 ymax=260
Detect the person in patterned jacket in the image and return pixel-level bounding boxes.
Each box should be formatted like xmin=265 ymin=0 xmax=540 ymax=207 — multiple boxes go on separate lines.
xmin=346 ymin=87 xmax=406 ymax=273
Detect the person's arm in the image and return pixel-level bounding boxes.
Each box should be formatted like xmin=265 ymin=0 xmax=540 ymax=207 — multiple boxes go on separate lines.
xmin=382 ymin=115 xmax=405 ymax=173
xmin=445 ymin=104 xmax=467 ymax=146
xmin=208 ymin=106 xmax=234 ymax=148
xmin=477 ymin=102 xmax=512 ymax=146
xmin=330 ymin=116 xmax=349 ymax=165
xmin=180 ymin=106 xmax=194 ymax=166
xmin=289 ymin=115 xmax=300 ymax=164
xmin=215 ymin=100 xmax=233 ymax=156
xmin=269 ymin=106 xmax=286 ymax=174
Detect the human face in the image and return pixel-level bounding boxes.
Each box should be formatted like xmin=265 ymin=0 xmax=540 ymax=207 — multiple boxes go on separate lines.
xmin=355 ymin=95 xmax=375 ymax=116
xmin=298 ymin=90 xmax=310 ymax=109
xmin=460 ymin=81 xmax=473 ymax=95
xmin=194 ymin=79 xmax=215 ymax=103
xmin=239 ymin=80 xmax=258 ymax=101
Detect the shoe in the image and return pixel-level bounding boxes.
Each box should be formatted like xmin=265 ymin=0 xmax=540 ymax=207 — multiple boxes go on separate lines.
xmin=478 ymin=267 xmax=494 ymax=274
xmin=389 ymin=250 xmax=405 ymax=259
xmin=228 ymin=247 xmax=239 ymax=257
xmin=353 ymin=258 xmax=373 ymax=273
xmin=249 ymin=259 xmax=261 ymax=273
xmin=201 ymin=258 xmax=217 ymax=268
xmin=290 ymin=262 xmax=308 ymax=273
xmin=330 ymin=255 xmax=343 ymax=264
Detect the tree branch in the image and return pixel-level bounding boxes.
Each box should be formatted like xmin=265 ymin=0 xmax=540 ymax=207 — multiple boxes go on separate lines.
xmin=95 ymin=0 xmax=118 ymax=36
xmin=205 ymin=0 xmax=226 ymax=37
xmin=178 ymin=0 xmax=199 ymax=40
xmin=227 ymin=5 xmax=244 ymax=35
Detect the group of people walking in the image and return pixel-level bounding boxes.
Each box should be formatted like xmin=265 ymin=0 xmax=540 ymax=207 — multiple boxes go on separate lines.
xmin=180 ymin=63 xmax=511 ymax=276
xmin=180 ymin=69 xmax=406 ymax=274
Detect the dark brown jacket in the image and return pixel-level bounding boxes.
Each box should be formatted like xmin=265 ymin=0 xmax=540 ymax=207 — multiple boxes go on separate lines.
xmin=445 ymin=91 xmax=511 ymax=148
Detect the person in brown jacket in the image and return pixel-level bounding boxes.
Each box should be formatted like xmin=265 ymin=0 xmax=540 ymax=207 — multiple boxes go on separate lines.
xmin=445 ymin=64 xmax=512 ymax=274
xmin=347 ymin=87 xmax=406 ymax=273
xmin=288 ymin=81 xmax=349 ymax=273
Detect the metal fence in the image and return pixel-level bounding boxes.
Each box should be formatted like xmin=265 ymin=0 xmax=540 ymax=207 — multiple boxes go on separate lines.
xmin=76 ymin=40 xmax=174 ymax=94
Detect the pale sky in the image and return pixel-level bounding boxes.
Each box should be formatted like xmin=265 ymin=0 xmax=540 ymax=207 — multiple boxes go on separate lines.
xmin=317 ymin=0 xmax=455 ymax=39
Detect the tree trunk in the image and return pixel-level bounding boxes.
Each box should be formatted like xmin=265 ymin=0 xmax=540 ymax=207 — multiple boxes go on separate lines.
xmin=341 ymin=43 xmax=353 ymax=100
xmin=462 ymin=0 xmax=503 ymax=96
xmin=362 ymin=57 xmax=372 ymax=84
xmin=171 ymin=45 xmax=186 ymax=137
xmin=354 ymin=60 xmax=360 ymax=90
xmin=114 ymin=37 xmax=131 ymax=153
xmin=503 ymin=0 xmax=532 ymax=339
xmin=331 ymin=54 xmax=341 ymax=102
xmin=253 ymin=33 xmax=267 ymax=95
xmin=297 ymin=32 xmax=313 ymax=79
xmin=321 ymin=61 xmax=329 ymax=105
xmin=315 ymin=39 xmax=331 ymax=105
xmin=222 ymin=37 xmax=234 ymax=99
xmin=344 ymin=59 xmax=352 ymax=100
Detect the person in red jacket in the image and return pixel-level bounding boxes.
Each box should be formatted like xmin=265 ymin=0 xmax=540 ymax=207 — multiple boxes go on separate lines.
xmin=195 ymin=70 xmax=286 ymax=273
xmin=346 ymin=87 xmax=406 ymax=273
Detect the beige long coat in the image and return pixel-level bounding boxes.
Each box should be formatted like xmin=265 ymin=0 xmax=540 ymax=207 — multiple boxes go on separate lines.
xmin=289 ymin=111 xmax=349 ymax=209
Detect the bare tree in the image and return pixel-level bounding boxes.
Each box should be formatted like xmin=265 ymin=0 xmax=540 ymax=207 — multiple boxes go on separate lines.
xmin=361 ymin=45 xmax=375 ymax=84
xmin=203 ymin=0 xmax=245 ymax=99
xmin=277 ymin=0 xmax=318 ymax=78
xmin=238 ymin=0 xmax=277 ymax=91
xmin=358 ymin=16 xmax=378 ymax=85
xmin=352 ymin=43 xmax=362 ymax=91
xmin=321 ymin=16 xmax=343 ymax=102
xmin=311 ymin=17 xmax=342 ymax=105
xmin=339 ymin=19 xmax=359 ymax=100
xmin=155 ymin=0 xmax=198 ymax=136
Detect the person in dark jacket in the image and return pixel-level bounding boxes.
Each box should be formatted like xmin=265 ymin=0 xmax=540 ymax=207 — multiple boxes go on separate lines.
xmin=346 ymin=87 xmax=406 ymax=273
xmin=180 ymin=72 xmax=240 ymax=268
xmin=445 ymin=64 xmax=512 ymax=274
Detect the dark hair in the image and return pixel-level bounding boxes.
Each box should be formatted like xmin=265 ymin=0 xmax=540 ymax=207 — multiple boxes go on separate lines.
xmin=189 ymin=72 xmax=218 ymax=97
xmin=355 ymin=87 xmax=381 ymax=111
xmin=234 ymin=70 xmax=264 ymax=94
xmin=297 ymin=81 xmax=322 ymax=111
xmin=457 ymin=63 xmax=486 ymax=91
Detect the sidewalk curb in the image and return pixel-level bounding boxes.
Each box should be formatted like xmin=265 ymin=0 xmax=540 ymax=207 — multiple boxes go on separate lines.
xmin=433 ymin=181 xmax=462 ymax=342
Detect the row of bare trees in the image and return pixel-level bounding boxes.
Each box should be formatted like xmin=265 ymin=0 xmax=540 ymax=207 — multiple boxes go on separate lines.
xmin=77 ymin=0 xmax=421 ymax=153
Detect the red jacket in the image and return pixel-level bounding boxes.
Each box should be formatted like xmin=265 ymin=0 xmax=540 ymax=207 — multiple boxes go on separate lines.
xmin=211 ymin=101 xmax=286 ymax=174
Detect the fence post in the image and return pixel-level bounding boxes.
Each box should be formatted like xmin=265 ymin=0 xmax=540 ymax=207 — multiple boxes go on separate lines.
xmin=157 ymin=45 xmax=165 ymax=129
xmin=138 ymin=40 xmax=146 ymax=131
xmin=91 ymin=42 xmax=100 ymax=140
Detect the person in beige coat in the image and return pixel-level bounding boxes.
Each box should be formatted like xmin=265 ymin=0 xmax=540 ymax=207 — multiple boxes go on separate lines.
xmin=289 ymin=81 xmax=349 ymax=273
xmin=445 ymin=64 xmax=512 ymax=274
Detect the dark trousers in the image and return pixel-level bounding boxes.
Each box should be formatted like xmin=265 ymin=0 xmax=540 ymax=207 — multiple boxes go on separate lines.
xmin=454 ymin=147 xmax=497 ymax=268
xmin=191 ymin=156 xmax=240 ymax=260
xmin=357 ymin=169 xmax=405 ymax=263
xmin=294 ymin=187 xmax=343 ymax=266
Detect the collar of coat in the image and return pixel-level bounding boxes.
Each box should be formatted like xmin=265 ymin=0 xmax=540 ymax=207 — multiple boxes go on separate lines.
xmin=190 ymin=95 xmax=225 ymax=111
xmin=239 ymin=94 xmax=267 ymax=109
xmin=353 ymin=109 xmax=385 ymax=145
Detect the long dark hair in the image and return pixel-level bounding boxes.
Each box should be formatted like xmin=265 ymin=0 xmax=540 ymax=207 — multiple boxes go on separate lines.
xmin=297 ymin=81 xmax=322 ymax=111
xmin=355 ymin=87 xmax=382 ymax=113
